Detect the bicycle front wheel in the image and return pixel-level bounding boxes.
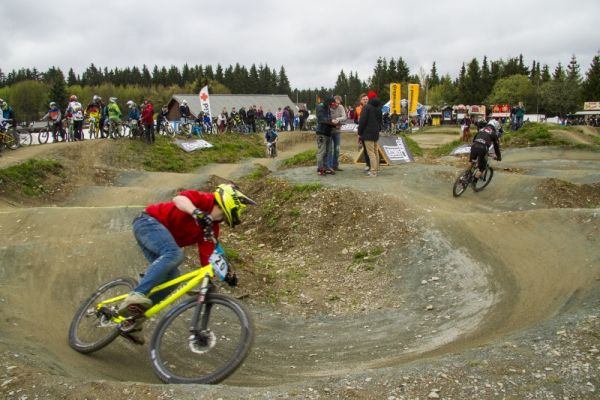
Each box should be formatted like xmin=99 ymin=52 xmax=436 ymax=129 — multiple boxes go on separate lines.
xmin=20 ymin=131 xmax=33 ymax=146
xmin=473 ymin=167 xmax=494 ymax=192
xmin=68 ymin=277 xmax=137 ymax=354
xmin=452 ymin=169 xmax=471 ymax=197
xmin=38 ymin=129 xmax=50 ymax=144
xmin=150 ymin=293 xmax=254 ymax=384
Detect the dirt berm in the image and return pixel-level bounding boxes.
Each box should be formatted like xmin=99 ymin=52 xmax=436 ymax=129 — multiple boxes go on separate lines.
xmin=0 ymin=133 xmax=599 ymax=399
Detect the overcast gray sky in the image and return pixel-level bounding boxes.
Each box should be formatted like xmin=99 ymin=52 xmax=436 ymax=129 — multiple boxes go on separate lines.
xmin=2 ymin=0 xmax=598 ymax=89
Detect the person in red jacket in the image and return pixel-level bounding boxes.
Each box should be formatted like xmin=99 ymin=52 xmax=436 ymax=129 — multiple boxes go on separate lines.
xmin=141 ymin=100 xmax=155 ymax=144
xmin=118 ymin=184 xmax=256 ymax=343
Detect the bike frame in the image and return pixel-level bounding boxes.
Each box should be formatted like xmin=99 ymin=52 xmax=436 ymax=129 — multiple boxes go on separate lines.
xmin=97 ymin=264 xmax=215 ymax=321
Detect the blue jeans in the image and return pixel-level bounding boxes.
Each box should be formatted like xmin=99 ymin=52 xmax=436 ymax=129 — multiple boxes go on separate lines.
xmin=328 ymin=132 xmax=340 ymax=169
xmin=132 ymin=213 xmax=184 ymax=304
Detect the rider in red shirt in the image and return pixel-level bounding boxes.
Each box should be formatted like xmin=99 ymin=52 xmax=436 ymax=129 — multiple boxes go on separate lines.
xmin=118 ymin=184 xmax=256 ymax=343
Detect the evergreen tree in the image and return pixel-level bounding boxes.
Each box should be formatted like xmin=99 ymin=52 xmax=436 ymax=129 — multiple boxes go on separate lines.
xmin=204 ymin=65 xmax=215 ymax=81
xmin=429 ymin=61 xmax=440 ymax=87
xmin=566 ymin=55 xmax=582 ymax=84
xmin=277 ymin=66 xmax=291 ymax=95
xmin=395 ymin=57 xmax=410 ymax=82
xmin=552 ymin=62 xmax=566 ymax=82
xmin=47 ymin=69 xmax=68 ymax=109
xmin=67 ymin=68 xmax=79 ymax=86
xmin=582 ymin=53 xmax=600 ymax=101
xmin=334 ymin=69 xmax=349 ymax=97
xmin=141 ymin=65 xmax=152 ymax=86
xmin=215 ymin=64 xmax=224 ymax=83
xmin=0 ymin=68 xmax=5 ymax=88
xmin=480 ymin=56 xmax=492 ymax=100
xmin=248 ymin=64 xmax=259 ymax=94
xmin=464 ymin=58 xmax=482 ymax=104
xmin=541 ymin=64 xmax=551 ymax=82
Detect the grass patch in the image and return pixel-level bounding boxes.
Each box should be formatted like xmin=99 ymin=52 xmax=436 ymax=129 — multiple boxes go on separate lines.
xmin=0 ymin=159 xmax=65 ymax=196
xmin=400 ymin=134 xmax=423 ymax=157
xmin=114 ymin=133 xmax=264 ymax=173
xmin=502 ymin=123 xmax=570 ymax=148
xmin=430 ymin=139 xmax=463 ymax=157
xmin=279 ymin=149 xmax=317 ymax=169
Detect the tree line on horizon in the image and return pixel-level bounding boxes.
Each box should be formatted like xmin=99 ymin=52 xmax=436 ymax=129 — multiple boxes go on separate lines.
xmin=0 ymin=53 xmax=599 ymax=123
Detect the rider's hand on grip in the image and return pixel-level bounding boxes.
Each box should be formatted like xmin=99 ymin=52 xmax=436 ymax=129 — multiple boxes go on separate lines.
xmin=192 ymin=208 xmax=216 ymax=244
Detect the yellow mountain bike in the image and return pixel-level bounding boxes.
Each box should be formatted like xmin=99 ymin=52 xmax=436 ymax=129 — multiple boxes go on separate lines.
xmin=68 ymin=256 xmax=254 ymax=384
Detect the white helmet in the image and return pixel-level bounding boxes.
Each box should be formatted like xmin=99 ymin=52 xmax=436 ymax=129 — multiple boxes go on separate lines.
xmin=487 ymin=119 xmax=501 ymax=132
xmin=49 ymin=102 xmax=57 ymax=107
xmin=182 ymin=100 xmax=188 ymax=105
xmin=109 ymin=97 xmax=117 ymax=103
xmin=93 ymin=95 xmax=101 ymax=102
xmin=126 ymin=100 xmax=135 ymax=108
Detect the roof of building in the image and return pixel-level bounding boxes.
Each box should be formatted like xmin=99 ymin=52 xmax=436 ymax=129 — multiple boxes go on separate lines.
xmin=168 ymin=94 xmax=297 ymax=117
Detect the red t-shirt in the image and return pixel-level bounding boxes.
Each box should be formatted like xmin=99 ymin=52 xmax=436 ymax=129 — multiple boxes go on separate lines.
xmin=145 ymin=190 xmax=219 ymax=265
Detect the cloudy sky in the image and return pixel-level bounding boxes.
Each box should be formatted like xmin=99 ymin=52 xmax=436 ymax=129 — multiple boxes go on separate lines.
xmin=2 ymin=0 xmax=598 ymax=89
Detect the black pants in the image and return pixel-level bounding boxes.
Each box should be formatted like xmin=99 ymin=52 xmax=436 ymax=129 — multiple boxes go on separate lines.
xmin=469 ymin=143 xmax=488 ymax=171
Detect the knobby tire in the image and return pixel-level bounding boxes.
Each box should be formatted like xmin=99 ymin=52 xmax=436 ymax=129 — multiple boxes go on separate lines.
xmin=473 ymin=167 xmax=494 ymax=192
xmin=68 ymin=277 xmax=137 ymax=354
xmin=149 ymin=293 xmax=254 ymax=384
xmin=452 ymin=169 xmax=471 ymax=197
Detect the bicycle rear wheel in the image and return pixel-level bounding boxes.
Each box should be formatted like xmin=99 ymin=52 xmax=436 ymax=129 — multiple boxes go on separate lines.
xmin=452 ymin=169 xmax=472 ymax=197
xmin=8 ymin=131 xmax=20 ymax=149
xmin=473 ymin=167 xmax=494 ymax=192
xmin=150 ymin=293 xmax=254 ymax=384
xmin=68 ymin=277 xmax=137 ymax=354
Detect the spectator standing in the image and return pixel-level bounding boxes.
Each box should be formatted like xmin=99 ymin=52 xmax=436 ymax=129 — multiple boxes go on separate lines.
xmin=315 ymin=96 xmax=337 ymax=176
xmin=328 ymin=95 xmax=346 ymax=171
xmin=288 ymin=106 xmax=295 ymax=131
xmin=217 ymin=111 xmax=227 ymax=133
xmin=265 ymin=109 xmax=276 ymax=128
xmin=354 ymin=93 xmax=370 ymax=172
xmin=246 ymin=105 xmax=257 ymax=133
xmin=515 ymin=102 xmax=525 ymax=130
xmin=357 ymin=91 xmax=382 ymax=177
xmin=460 ymin=112 xmax=472 ymax=143
xmin=298 ymin=107 xmax=309 ymax=131
xmin=141 ymin=100 xmax=155 ymax=144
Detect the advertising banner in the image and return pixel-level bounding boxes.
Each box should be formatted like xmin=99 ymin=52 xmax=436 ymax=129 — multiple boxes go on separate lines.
xmin=198 ymin=85 xmax=212 ymax=118
xmin=390 ymin=83 xmax=401 ymax=114
xmin=408 ymin=84 xmax=420 ymax=114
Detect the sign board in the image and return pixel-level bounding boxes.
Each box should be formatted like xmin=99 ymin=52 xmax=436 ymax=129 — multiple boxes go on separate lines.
xmin=340 ymin=118 xmax=358 ymax=133
xmin=408 ymin=84 xmax=420 ymax=114
xmin=450 ymin=143 xmax=496 ymax=156
xmin=355 ymin=136 xmax=414 ymax=165
xmin=583 ymin=102 xmax=600 ymax=111
xmin=491 ymin=104 xmax=510 ymax=117
xmin=175 ymin=139 xmax=214 ymax=152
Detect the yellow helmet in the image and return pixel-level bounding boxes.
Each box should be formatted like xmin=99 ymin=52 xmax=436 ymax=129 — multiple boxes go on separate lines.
xmin=213 ymin=184 xmax=256 ymax=227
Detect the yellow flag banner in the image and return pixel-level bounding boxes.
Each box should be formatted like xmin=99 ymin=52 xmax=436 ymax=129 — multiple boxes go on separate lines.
xmin=390 ymin=83 xmax=401 ymax=114
xmin=408 ymin=84 xmax=420 ymax=114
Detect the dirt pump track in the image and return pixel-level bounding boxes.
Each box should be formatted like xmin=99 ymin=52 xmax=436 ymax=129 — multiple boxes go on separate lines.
xmin=0 ymin=133 xmax=599 ymax=399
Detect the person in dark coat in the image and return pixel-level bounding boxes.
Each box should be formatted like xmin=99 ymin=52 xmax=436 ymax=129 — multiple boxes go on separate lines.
xmin=357 ymin=91 xmax=382 ymax=177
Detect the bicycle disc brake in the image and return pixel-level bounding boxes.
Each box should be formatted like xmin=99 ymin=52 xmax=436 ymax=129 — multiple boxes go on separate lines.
xmin=188 ymin=330 xmax=216 ymax=354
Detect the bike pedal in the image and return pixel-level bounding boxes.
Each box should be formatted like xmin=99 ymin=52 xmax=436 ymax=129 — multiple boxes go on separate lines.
xmin=120 ymin=330 xmax=145 ymax=346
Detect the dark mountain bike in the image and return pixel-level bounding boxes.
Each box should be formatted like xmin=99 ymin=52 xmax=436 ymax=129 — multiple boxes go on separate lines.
xmin=453 ymin=157 xmax=495 ymax=197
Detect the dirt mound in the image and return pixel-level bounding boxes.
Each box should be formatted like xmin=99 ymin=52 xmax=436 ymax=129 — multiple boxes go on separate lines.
xmin=0 ymin=136 xmax=599 ymax=399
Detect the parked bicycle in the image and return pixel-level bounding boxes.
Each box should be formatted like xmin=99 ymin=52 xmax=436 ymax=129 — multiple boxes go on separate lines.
xmin=452 ymin=156 xmax=495 ymax=197
xmin=68 ymin=247 xmax=253 ymax=384
xmin=158 ymin=120 xmax=175 ymax=136
xmin=0 ymin=120 xmax=20 ymax=151
xmin=107 ymin=119 xmax=123 ymax=139
xmin=88 ymin=116 xmax=99 ymax=139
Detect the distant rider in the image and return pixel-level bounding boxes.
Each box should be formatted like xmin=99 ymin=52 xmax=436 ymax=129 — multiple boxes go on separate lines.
xmin=41 ymin=102 xmax=64 ymax=142
xmin=470 ymin=119 xmax=502 ymax=179
xmin=65 ymin=95 xmax=85 ymax=140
